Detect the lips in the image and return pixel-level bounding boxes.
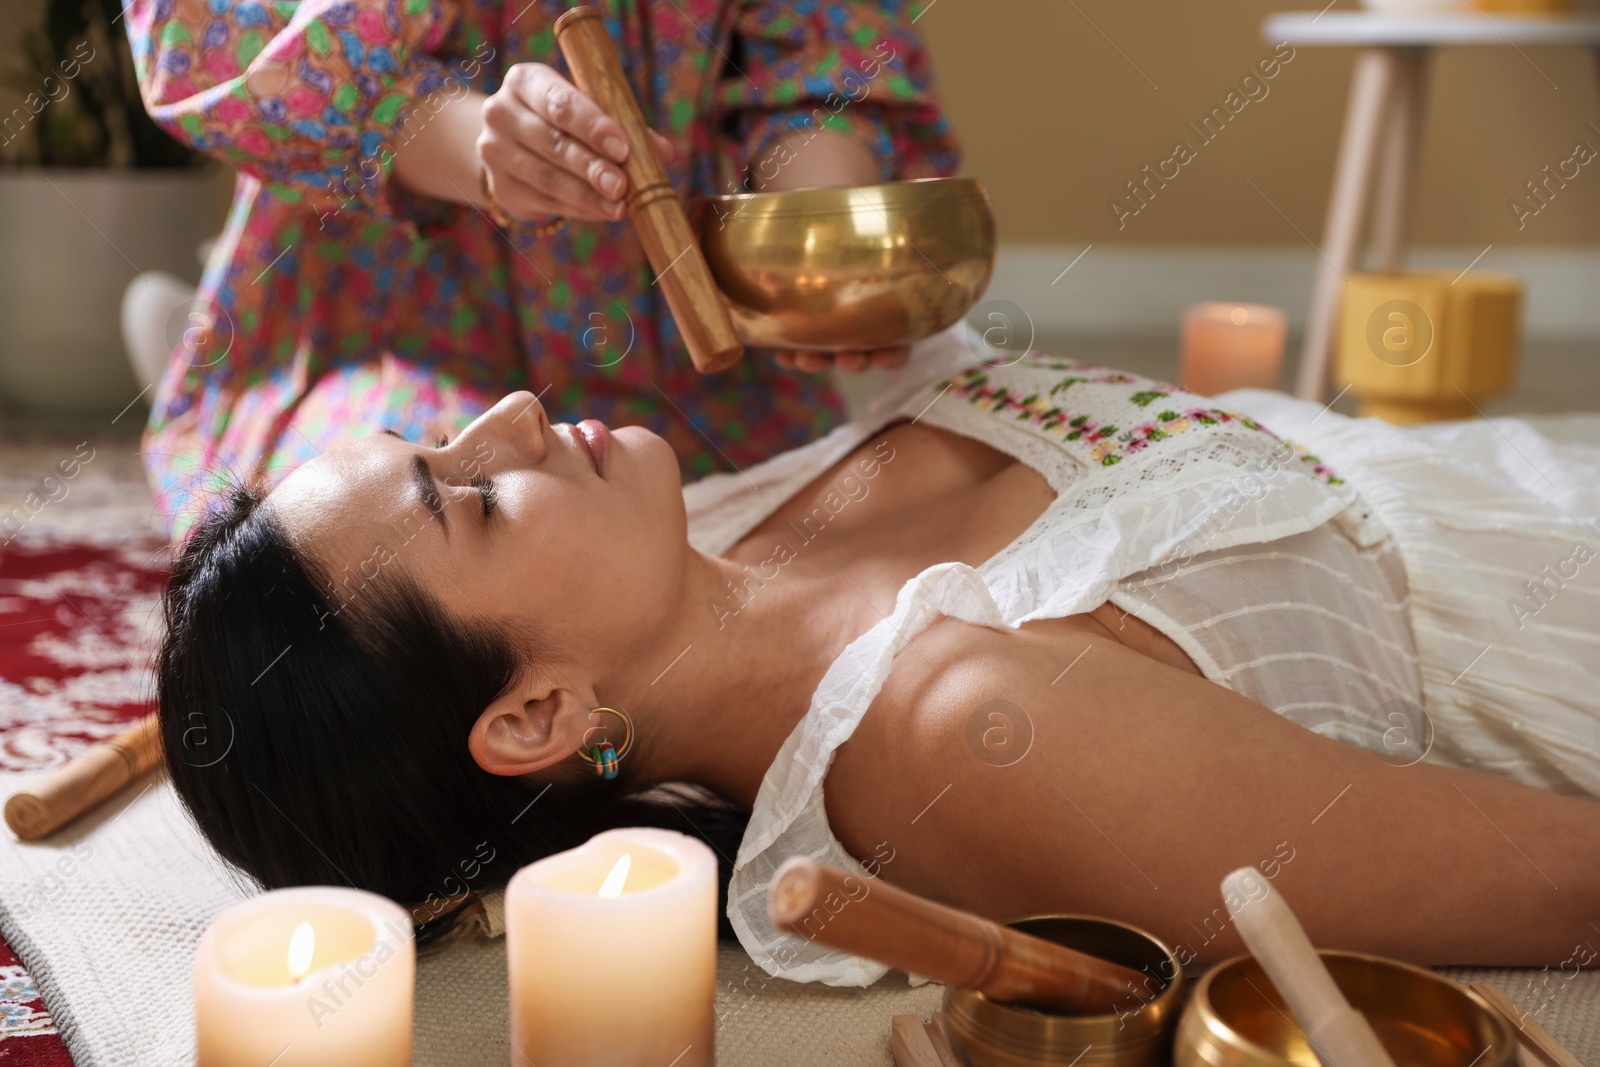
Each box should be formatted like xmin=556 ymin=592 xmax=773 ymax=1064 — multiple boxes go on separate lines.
xmin=574 ymin=419 xmax=610 ymax=477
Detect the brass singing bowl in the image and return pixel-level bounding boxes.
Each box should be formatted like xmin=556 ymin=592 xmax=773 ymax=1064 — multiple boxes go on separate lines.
xmin=941 ymin=915 xmax=1186 ymax=1067
xmin=1175 ymin=951 xmax=1516 ymax=1067
xmin=692 ymin=177 xmax=996 ymax=352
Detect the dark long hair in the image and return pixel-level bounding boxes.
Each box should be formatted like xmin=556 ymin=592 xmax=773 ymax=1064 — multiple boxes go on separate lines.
xmin=158 ymin=485 xmax=748 ymax=945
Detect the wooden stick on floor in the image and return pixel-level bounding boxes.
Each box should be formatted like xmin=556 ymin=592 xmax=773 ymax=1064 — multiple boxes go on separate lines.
xmin=4 ymin=714 xmax=162 ymax=840
xmin=1471 ymin=982 xmax=1586 ymax=1067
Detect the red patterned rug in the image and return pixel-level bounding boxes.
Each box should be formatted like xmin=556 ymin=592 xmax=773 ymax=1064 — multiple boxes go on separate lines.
xmin=0 ymin=427 xmax=167 ymax=1066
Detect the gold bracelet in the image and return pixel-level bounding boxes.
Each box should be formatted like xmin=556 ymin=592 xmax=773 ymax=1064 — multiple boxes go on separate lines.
xmin=478 ymin=164 xmax=568 ymax=238
xmin=478 ymin=163 xmax=512 ymax=227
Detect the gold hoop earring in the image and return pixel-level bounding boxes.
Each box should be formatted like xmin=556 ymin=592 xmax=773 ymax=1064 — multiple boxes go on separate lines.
xmin=576 ymin=706 xmax=633 ymax=779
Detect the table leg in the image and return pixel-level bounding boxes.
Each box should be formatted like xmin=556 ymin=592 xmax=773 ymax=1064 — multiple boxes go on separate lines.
xmin=1369 ymin=48 xmax=1430 ymax=272
xmin=1294 ymin=47 xmax=1402 ymax=402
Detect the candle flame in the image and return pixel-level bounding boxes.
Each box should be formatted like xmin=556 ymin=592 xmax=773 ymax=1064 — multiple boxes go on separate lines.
xmin=598 ymin=853 xmax=632 ymax=898
xmin=287 ymin=922 xmax=315 ymax=981
xmin=1230 ymin=307 xmax=1249 ymax=326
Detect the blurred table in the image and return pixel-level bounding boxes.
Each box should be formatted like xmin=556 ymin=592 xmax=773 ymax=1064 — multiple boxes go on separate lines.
xmin=1262 ymin=11 xmax=1600 ymax=401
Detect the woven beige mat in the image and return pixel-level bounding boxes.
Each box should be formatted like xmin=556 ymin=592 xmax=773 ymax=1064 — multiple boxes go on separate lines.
xmin=0 ymin=778 xmax=1594 ymax=1066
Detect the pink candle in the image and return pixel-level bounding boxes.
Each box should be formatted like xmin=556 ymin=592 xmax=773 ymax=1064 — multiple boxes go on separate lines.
xmin=1181 ymin=303 xmax=1287 ymax=396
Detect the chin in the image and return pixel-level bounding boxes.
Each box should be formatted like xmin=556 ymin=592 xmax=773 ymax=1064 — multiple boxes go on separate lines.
xmin=615 ymin=425 xmax=681 ymax=488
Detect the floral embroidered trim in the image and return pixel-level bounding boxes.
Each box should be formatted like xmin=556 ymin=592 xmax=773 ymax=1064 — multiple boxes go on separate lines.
xmin=938 ymin=364 xmax=1345 ymax=484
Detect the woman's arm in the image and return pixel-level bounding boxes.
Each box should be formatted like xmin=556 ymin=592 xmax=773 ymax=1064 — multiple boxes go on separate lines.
xmin=826 ymin=617 xmax=1600 ymax=967
xmin=126 ymin=0 xmax=465 ymax=218
xmin=746 ymin=128 xmax=882 ymax=194
xmin=389 ymin=65 xmax=675 ymax=224
xmin=126 ymin=2 xmax=660 ymax=225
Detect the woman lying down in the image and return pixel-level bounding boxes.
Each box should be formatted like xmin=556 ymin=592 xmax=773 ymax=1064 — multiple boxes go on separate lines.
xmin=158 ymin=330 xmax=1600 ymax=985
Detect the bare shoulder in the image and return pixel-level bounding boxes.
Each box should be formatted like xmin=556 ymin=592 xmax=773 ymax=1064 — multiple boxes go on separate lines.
xmin=822 ymin=616 xmax=1125 ymax=921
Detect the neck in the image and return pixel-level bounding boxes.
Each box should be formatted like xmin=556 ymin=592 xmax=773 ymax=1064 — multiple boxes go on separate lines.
xmin=601 ymin=548 xmax=878 ymax=807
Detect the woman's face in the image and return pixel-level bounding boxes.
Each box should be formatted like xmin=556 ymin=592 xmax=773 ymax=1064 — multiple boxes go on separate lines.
xmin=268 ymin=392 xmax=687 ymax=670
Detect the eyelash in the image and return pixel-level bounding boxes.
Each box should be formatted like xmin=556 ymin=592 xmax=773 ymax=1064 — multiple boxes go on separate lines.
xmin=470 ymin=473 xmax=497 ymax=517
xmin=431 ymin=433 xmax=495 ymax=518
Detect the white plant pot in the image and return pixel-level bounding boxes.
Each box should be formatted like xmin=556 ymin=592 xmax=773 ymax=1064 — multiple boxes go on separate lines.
xmin=0 ymin=168 xmax=223 ymax=414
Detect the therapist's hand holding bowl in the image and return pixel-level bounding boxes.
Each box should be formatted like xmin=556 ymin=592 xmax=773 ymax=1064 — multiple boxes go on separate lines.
xmin=473 ymin=62 xmax=910 ymax=375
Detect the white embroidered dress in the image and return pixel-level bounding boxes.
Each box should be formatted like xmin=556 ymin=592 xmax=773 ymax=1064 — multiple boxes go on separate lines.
xmin=680 ymin=327 xmax=1600 ymax=986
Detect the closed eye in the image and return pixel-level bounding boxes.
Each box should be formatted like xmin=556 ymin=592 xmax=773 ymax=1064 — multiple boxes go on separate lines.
xmin=471 ymin=474 xmax=497 ymax=518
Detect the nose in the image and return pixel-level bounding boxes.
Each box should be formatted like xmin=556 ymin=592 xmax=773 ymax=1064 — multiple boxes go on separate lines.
xmin=502 ymin=390 xmax=550 ymax=443
xmin=462 ymin=391 xmax=550 ymax=470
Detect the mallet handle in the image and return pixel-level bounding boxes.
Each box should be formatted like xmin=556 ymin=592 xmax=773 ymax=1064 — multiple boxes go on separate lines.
xmin=555 ymin=6 xmax=743 ymax=374
xmin=768 ymin=857 xmax=1146 ymax=1015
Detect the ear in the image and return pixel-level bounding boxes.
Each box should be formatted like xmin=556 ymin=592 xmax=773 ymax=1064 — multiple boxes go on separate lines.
xmin=468 ymin=664 xmax=596 ymax=777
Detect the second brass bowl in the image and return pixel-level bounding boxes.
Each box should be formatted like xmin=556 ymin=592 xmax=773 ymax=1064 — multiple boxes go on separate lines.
xmin=941 ymin=915 xmax=1185 ymax=1067
xmin=1175 ymin=951 xmax=1517 ymax=1067
xmin=692 ymin=177 xmax=996 ymax=352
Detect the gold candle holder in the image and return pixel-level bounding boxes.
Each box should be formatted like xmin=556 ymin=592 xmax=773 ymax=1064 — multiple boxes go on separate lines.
xmin=939 ymin=915 xmax=1185 ymax=1067
xmin=1336 ymin=270 xmax=1522 ymax=424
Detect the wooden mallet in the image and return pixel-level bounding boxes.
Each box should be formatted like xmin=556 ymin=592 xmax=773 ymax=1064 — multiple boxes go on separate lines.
xmin=554 ymin=5 xmax=744 ymax=374
xmin=1222 ymin=867 xmax=1399 ymax=1067
xmin=4 ymin=715 xmax=162 ymax=840
xmin=768 ymin=857 xmax=1148 ymax=1015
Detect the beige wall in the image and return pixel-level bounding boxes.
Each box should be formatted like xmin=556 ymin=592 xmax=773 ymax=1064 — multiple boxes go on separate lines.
xmin=919 ymin=0 xmax=1600 ymax=247
xmin=8 ymin=0 xmax=1596 ymax=249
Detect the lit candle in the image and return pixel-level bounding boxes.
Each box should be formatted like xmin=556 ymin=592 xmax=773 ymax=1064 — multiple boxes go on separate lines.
xmin=507 ymin=828 xmax=717 ymax=1067
xmin=1180 ymin=302 xmax=1288 ymax=396
xmin=193 ymin=886 xmax=414 ymax=1066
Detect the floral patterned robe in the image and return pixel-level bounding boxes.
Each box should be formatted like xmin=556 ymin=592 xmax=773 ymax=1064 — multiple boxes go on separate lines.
xmin=124 ymin=0 xmax=957 ymax=531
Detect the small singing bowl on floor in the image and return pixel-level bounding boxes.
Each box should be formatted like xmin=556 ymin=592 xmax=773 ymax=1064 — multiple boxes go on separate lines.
xmin=691 ymin=177 xmax=996 ymax=352
xmin=1175 ymin=951 xmax=1516 ymax=1067
xmin=941 ymin=915 xmax=1185 ymax=1067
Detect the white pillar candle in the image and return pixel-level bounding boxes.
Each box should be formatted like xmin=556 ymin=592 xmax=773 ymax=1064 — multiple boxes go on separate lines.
xmin=1181 ymin=302 xmax=1288 ymax=396
xmin=193 ymin=886 xmax=414 ymax=1066
xmin=507 ymin=827 xmax=717 ymax=1067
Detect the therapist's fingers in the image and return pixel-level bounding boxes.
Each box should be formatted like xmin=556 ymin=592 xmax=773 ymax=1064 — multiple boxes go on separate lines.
xmin=480 ymin=73 xmax=618 ymax=220
xmin=771 ymin=348 xmax=911 ymax=373
xmin=525 ymin=76 xmax=675 ymax=166
xmin=485 ymin=107 xmax=625 ymax=217
xmin=864 ymin=346 xmax=911 ymax=370
xmin=794 ymin=352 xmax=833 ymax=373
xmin=481 ymin=133 xmax=622 ymax=221
xmin=510 ymin=63 xmax=630 ymax=165
xmin=483 ymin=65 xmax=680 ymax=221
xmin=772 ymin=351 xmax=823 ymax=372
xmin=479 ymin=166 xmax=568 ymax=222
xmin=834 ymin=352 xmax=870 ymax=373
